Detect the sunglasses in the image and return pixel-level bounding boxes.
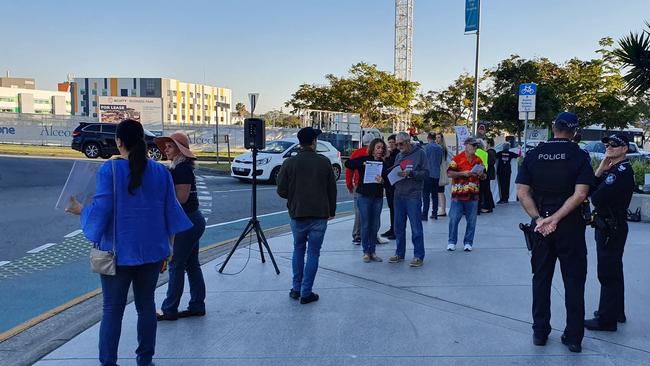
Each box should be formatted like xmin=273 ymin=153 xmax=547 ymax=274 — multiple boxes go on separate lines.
xmin=396 ymin=142 xmax=406 ymax=146
xmin=605 ymin=142 xmax=624 ymax=148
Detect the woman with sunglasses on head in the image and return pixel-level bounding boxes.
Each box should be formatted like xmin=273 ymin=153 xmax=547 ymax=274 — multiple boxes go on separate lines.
xmin=155 ymin=132 xmax=207 ymax=321
xmin=584 ymin=133 xmax=635 ymax=332
xmin=344 ymin=138 xmax=388 ymax=262
xmin=66 ymin=119 xmax=191 ymax=366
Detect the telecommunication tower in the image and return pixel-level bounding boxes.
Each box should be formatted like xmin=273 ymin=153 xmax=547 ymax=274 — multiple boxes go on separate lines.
xmin=394 ymin=0 xmax=413 ymax=131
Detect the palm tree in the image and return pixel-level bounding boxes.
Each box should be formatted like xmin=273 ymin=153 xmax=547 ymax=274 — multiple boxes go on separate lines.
xmin=614 ymin=22 xmax=650 ymax=96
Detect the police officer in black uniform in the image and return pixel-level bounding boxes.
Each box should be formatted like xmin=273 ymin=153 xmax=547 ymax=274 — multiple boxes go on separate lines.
xmin=584 ymin=133 xmax=635 ymax=331
xmin=516 ymin=112 xmax=594 ymax=353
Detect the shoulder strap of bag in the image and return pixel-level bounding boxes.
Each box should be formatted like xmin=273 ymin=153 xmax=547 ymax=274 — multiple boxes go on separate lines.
xmin=111 ymin=160 xmax=117 ymax=255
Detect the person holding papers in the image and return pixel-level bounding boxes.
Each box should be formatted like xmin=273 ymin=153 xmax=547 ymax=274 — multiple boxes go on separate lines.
xmin=446 ymin=137 xmax=486 ymax=252
xmin=345 ymin=138 xmax=388 ymax=262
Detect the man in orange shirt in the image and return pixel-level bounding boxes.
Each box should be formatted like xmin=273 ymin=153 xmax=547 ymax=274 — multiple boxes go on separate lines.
xmin=346 ymin=133 xmax=374 ymax=244
xmin=446 ymin=137 xmax=486 ymax=252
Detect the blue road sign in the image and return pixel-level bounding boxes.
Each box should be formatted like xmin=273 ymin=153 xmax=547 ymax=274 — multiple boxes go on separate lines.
xmin=519 ymin=83 xmax=537 ymax=96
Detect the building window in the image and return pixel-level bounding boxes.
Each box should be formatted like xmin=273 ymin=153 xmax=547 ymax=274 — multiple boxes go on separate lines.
xmin=189 ymin=92 xmax=194 ymax=98
xmin=173 ymin=114 xmax=177 ymax=120
xmin=181 ymin=91 xmax=185 ymax=97
xmin=91 ymin=89 xmax=97 ymax=95
xmin=93 ymin=113 xmax=97 ymax=118
xmin=196 ymin=116 xmax=201 ymax=122
xmin=120 ymin=89 xmax=128 ymax=97
xmin=131 ymin=89 xmax=137 ymax=96
xmin=173 ymin=90 xmax=177 ymax=96
xmin=190 ymin=104 xmax=194 ymax=109
xmin=102 ymin=90 xmax=107 ymax=96
xmin=220 ymin=117 xmax=224 ymax=122
xmin=92 ymin=101 xmax=97 ymax=106
xmin=205 ymin=117 xmax=211 ymax=123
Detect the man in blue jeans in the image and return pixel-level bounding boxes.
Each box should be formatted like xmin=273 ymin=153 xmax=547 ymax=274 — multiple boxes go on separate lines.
xmin=388 ymin=132 xmax=429 ymax=267
xmin=446 ymin=137 xmax=485 ymax=252
xmin=422 ymin=132 xmax=443 ymax=220
xmin=277 ymin=127 xmax=337 ymax=304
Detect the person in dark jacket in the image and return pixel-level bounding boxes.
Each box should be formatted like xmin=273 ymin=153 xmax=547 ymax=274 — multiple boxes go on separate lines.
xmin=381 ymin=134 xmax=399 ymax=240
xmin=277 ymin=127 xmax=337 ymax=305
xmin=345 ymin=138 xmax=387 ymax=262
xmin=496 ymin=143 xmax=519 ymax=203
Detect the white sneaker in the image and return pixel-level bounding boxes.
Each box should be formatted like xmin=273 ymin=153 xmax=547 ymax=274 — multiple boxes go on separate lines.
xmin=376 ymin=234 xmax=389 ymax=244
xmin=446 ymin=243 xmax=456 ymax=251
xmin=464 ymin=244 xmax=473 ymax=252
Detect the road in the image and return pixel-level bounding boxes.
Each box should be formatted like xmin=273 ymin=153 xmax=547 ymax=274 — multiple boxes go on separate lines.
xmin=0 ymin=155 xmax=354 ymax=335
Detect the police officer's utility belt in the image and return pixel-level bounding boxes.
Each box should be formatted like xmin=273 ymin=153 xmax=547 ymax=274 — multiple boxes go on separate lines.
xmin=534 ymin=195 xmax=570 ymax=217
xmin=591 ymin=207 xmax=624 ymax=238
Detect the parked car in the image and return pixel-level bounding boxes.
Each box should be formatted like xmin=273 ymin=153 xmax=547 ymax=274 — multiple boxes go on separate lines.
xmin=494 ymin=141 xmax=537 ymax=153
xmin=71 ymin=122 xmax=163 ymax=160
xmin=583 ymin=141 xmax=650 ymax=162
xmin=230 ymin=138 xmax=342 ymax=184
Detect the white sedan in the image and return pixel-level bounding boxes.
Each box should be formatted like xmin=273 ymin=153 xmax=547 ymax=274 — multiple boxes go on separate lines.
xmin=230 ymin=138 xmax=343 ymax=184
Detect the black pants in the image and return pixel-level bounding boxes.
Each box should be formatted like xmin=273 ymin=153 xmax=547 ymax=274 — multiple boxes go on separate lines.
xmin=595 ymin=222 xmax=628 ymax=325
xmin=386 ymin=187 xmax=395 ymax=233
xmin=479 ymin=179 xmax=495 ymax=210
xmin=531 ymin=211 xmax=587 ymax=344
xmin=497 ymin=170 xmax=511 ymax=202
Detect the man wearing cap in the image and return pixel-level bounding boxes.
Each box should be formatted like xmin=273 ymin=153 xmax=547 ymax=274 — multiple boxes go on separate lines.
xmin=516 ymin=112 xmax=595 ymax=352
xmin=277 ymin=127 xmax=337 ymax=304
xmin=446 ymin=137 xmax=485 ymax=252
xmin=584 ymin=133 xmax=635 ymax=331
xmin=346 ymin=133 xmax=375 ymax=245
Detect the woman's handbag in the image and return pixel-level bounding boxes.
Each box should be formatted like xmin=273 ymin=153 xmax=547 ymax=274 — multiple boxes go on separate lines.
xmin=90 ymin=160 xmax=117 ymax=276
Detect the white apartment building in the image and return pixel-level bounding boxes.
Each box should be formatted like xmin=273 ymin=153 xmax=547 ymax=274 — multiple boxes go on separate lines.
xmin=0 ymin=87 xmax=71 ymax=115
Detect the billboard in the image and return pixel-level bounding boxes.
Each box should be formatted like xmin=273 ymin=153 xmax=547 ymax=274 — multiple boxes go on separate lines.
xmin=98 ymin=97 xmax=162 ymax=129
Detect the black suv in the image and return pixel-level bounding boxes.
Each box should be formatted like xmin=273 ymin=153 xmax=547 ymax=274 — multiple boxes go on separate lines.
xmin=71 ymin=122 xmax=163 ymax=160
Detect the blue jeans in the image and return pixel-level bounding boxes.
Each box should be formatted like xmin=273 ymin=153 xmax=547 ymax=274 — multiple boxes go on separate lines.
xmin=290 ymin=218 xmax=328 ymax=297
xmin=99 ymin=261 xmax=162 ymax=366
xmin=394 ymin=196 xmax=425 ymax=259
xmin=448 ymin=200 xmax=478 ymax=246
xmin=357 ymin=194 xmax=383 ymax=255
xmin=422 ymin=177 xmax=440 ymax=218
xmin=162 ymin=210 xmax=206 ymax=315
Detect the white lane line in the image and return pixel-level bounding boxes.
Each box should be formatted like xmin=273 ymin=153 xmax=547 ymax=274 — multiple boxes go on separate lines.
xmin=199 ymin=195 xmax=212 ymax=200
xmin=64 ymin=229 xmax=83 ymax=238
xmin=212 ymin=187 xmax=277 ymax=194
xmin=0 ymin=261 xmax=10 ymax=267
xmin=27 ymin=243 xmax=57 ymax=254
xmin=200 ymin=202 xmax=212 ymax=207
xmin=205 ymin=199 xmax=354 ymax=229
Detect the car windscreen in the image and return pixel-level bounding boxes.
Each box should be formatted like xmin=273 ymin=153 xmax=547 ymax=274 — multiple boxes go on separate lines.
xmin=260 ymin=140 xmax=294 ymax=153
xmin=143 ymin=129 xmax=156 ymax=137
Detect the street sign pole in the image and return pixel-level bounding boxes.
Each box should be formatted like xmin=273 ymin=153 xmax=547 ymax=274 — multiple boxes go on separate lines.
xmin=523 ymin=112 xmax=529 ymax=157
xmin=471 ymin=0 xmax=481 ymax=136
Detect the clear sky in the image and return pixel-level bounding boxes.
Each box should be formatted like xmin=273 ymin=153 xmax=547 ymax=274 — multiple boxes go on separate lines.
xmin=1 ymin=0 xmax=648 ymax=113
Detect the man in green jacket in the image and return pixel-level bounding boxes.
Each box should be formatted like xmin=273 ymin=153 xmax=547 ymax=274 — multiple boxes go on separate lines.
xmin=277 ymin=127 xmax=337 ymax=304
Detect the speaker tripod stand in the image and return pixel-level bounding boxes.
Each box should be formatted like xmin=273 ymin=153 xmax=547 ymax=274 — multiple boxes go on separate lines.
xmin=218 ymin=146 xmax=280 ymax=274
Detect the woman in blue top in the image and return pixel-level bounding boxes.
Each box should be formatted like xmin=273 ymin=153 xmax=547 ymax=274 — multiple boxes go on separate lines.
xmin=67 ymin=119 xmax=191 ymax=366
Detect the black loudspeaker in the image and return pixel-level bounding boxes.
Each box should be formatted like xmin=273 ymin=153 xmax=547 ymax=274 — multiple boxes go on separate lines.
xmin=244 ymin=118 xmax=265 ymax=150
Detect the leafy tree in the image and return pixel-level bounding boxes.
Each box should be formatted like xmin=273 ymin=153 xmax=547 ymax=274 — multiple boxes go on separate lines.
xmin=614 ymin=22 xmax=650 ymax=96
xmin=285 ymin=62 xmax=419 ymax=128
xmin=235 ymin=102 xmax=249 ymax=118
xmin=418 ymin=73 xmax=489 ymax=133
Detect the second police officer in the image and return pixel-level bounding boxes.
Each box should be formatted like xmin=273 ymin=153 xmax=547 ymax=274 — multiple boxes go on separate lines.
xmin=516 ymin=112 xmax=595 ymax=353
xmin=584 ymin=133 xmax=635 ymax=331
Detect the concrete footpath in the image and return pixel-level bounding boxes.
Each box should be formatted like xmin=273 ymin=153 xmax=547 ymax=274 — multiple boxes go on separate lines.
xmin=36 ymin=204 xmax=650 ymax=365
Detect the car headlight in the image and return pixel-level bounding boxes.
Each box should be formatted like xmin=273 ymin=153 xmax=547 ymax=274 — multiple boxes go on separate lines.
xmin=256 ymin=157 xmax=271 ymax=165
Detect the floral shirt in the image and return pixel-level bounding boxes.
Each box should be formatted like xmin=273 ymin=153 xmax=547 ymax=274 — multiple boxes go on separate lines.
xmin=447 ymin=152 xmax=483 ymax=201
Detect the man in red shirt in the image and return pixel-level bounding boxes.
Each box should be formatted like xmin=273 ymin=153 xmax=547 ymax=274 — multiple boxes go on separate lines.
xmin=346 ymin=133 xmax=374 ymax=244
xmin=446 ymin=137 xmax=486 ymax=252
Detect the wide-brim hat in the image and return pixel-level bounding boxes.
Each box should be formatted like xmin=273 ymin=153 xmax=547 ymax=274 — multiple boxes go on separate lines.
xmin=155 ymin=132 xmax=196 ymax=159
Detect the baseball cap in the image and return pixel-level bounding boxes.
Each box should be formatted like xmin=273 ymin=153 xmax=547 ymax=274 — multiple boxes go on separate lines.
xmin=297 ymin=127 xmax=322 ymax=145
xmin=464 ymin=137 xmax=478 ymax=146
xmin=601 ymin=133 xmax=629 ymax=147
xmin=553 ymin=112 xmax=579 ymax=131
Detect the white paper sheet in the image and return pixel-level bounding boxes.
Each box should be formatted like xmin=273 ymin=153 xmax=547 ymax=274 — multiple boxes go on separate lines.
xmin=55 ymin=161 xmax=102 ymax=210
xmin=387 ymin=165 xmax=406 ymax=185
xmin=363 ymin=161 xmax=383 ymax=184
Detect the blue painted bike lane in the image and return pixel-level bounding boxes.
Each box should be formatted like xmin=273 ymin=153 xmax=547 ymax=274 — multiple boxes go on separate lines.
xmin=0 ymin=201 xmax=354 ymax=335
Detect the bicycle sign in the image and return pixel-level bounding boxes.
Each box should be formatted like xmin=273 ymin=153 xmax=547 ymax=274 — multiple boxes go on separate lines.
xmin=518 ymin=83 xmax=537 ymax=114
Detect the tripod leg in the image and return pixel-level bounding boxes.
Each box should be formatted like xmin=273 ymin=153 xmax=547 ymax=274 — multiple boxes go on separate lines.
xmin=253 ymin=222 xmax=266 ymax=263
xmin=218 ymin=220 xmax=255 ymax=273
xmin=256 ymin=223 xmax=281 ymax=275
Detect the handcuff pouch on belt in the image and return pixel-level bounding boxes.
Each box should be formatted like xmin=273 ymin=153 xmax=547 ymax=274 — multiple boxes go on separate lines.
xmin=590 ymin=206 xmax=620 ymax=246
